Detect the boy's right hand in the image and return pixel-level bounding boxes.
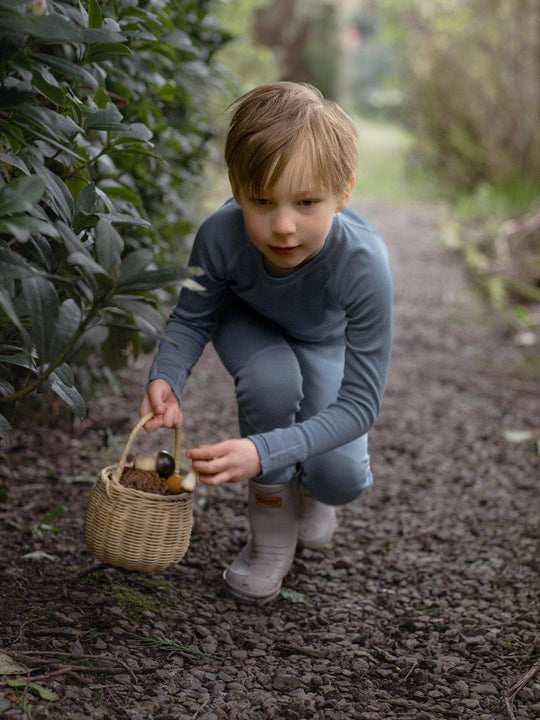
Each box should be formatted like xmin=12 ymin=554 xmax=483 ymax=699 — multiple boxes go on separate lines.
xmin=139 ymin=379 xmax=183 ymax=432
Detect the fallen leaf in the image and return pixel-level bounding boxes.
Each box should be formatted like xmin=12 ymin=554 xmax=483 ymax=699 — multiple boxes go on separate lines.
xmin=281 ymin=587 xmax=310 ymax=604
xmin=22 ymin=551 xmax=57 ymax=562
xmin=7 ymin=679 xmax=59 ymax=702
xmin=503 ymin=429 xmax=539 ymax=443
xmin=0 ymin=653 xmax=27 ymax=675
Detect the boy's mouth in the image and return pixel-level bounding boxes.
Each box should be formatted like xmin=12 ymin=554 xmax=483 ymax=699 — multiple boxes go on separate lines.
xmin=269 ymin=245 xmax=299 ymax=256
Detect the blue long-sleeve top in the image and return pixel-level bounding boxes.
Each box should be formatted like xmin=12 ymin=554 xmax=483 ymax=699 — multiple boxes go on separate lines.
xmin=149 ymin=198 xmax=393 ymax=476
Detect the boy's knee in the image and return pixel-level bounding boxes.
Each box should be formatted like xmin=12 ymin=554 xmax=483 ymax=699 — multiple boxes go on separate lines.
xmin=302 ymin=451 xmax=372 ymax=506
xmin=235 ymin=345 xmax=303 ymax=426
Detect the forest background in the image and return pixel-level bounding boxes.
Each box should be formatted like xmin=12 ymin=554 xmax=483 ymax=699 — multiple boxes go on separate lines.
xmin=0 ymin=0 xmax=539 ymax=439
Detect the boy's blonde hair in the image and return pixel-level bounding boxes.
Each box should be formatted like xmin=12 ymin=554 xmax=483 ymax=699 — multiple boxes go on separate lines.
xmin=225 ymin=82 xmax=358 ymax=199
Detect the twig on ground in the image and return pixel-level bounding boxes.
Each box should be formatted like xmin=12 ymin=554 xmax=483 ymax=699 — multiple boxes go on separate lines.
xmin=383 ymin=697 xmax=462 ymax=717
xmin=0 ymin=663 xmax=162 ymax=686
xmin=75 ymin=562 xmax=111 ymax=578
xmin=190 ymin=697 xmax=210 ymax=719
xmin=504 ymin=657 xmax=540 ymax=720
xmin=402 ymin=659 xmax=418 ymax=682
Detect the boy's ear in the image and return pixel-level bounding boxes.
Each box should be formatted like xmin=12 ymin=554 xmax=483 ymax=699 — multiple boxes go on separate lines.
xmin=336 ymin=177 xmax=355 ymax=213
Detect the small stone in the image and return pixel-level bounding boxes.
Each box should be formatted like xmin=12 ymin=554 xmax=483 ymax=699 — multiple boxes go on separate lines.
xmin=471 ymin=682 xmax=498 ymax=695
xmin=453 ymin=680 xmax=469 ymax=696
xmin=272 ymin=674 xmax=301 ymax=691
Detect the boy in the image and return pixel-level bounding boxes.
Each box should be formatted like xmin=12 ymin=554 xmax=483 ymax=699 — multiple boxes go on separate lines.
xmin=140 ymin=82 xmax=393 ymax=603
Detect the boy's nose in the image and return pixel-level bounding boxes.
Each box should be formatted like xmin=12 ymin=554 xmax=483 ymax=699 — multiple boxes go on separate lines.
xmin=271 ymin=209 xmax=295 ymax=236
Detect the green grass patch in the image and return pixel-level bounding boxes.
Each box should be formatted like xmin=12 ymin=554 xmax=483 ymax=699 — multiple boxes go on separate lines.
xmin=81 ymin=570 xmax=179 ymax=623
xmin=128 ymin=631 xmax=219 ymax=660
xmin=352 ymin=117 xmax=432 ymax=204
xmin=454 ymin=178 xmax=539 ymax=223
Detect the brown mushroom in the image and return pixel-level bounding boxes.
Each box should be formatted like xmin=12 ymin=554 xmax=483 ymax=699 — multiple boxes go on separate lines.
xmin=133 ymin=451 xmax=175 ymax=478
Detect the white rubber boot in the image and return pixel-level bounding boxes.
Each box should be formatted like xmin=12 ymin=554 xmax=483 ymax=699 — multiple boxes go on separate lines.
xmin=298 ymin=484 xmax=336 ymax=549
xmin=223 ymin=478 xmax=300 ymax=603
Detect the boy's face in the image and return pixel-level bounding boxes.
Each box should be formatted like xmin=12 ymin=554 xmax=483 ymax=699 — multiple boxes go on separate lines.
xmin=230 ymin=162 xmax=353 ymax=277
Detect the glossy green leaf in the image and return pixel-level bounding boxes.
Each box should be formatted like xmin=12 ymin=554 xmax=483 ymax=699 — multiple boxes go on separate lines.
xmin=74 ymin=183 xmax=96 ymax=215
xmin=117 ymin=266 xmax=204 ymax=293
xmin=26 ymin=234 xmax=53 ymax=269
xmin=0 ymin=175 xmax=44 ymax=216
xmin=0 ymin=379 xmax=15 ymax=397
xmin=117 ymin=248 xmax=153 ymax=283
xmin=68 ymin=251 xmax=109 ymax=277
xmin=53 ymin=362 xmax=74 ymax=387
xmin=31 ymin=162 xmax=74 ymax=223
xmin=109 ymin=295 xmax=163 ymax=331
xmin=100 ymin=183 xmax=142 ymax=206
xmin=48 ymin=299 xmax=82 ymax=360
xmin=0 ymin=352 xmax=34 ymax=370
xmin=72 ymin=212 xmax=100 ymax=233
xmin=54 ymin=221 xmax=88 ymax=254
xmin=162 ymin=29 xmax=196 ymax=53
xmin=0 ymin=13 xmax=124 ymax=44
xmin=0 ymin=214 xmax=57 ymax=242
xmin=93 ymin=87 xmax=110 ymax=109
xmin=0 ymin=151 xmax=29 ymax=175
xmin=88 ymin=0 xmax=102 ymax=30
xmin=83 ymin=103 xmax=123 ymax=131
xmin=103 ymin=212 xmax=150 ymax=228
xmin=19 ymin=105 xmax=82 ymax=137
xmin=0 ymin=1 xmax=26 ymax=12
xmin=21 ymin=275 xmax=59 ymax=363
xmin=28 ymin=52 xmax=98 ymax=88
xmin=0 ymin=288 xmax=31 ymax=350
xmin=0 ymin=245 xmax=38 ymax=278
xmin=95 ymin=218 xmax=124 ymax=271
xmin=9 ymin=119 xmax=83 ymax=161
xmin=50 ymin=372 xmax=85 ymax=419
xmin=110 ymin=123 xmax=153 ymax=143
xmin=86 ymin=42 xmax=132 ymax=62
xmin=31 ymin=66 xmax=66 ymax=106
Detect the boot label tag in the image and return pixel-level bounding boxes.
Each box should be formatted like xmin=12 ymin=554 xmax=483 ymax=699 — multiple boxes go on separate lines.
xmin=255 ymin=493 xmax=282 ymax=508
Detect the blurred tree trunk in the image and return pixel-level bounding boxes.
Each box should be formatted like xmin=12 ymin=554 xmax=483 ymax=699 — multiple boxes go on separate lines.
xmin=255 ymin=0 xmax=312 ymax=83
xmin=254 ymin=0 xmax=341 ymax=98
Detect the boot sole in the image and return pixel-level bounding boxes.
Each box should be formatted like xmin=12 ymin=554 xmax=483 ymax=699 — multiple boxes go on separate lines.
xmin=297 ymin=538 xmax=333 ymax=550
xmin=221 ymin=571 xmax=282 ymax=604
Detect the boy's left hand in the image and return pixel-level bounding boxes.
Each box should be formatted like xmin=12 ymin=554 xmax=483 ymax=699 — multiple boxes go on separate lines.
xmin=186 ymin=439 xmax=261 ymax=486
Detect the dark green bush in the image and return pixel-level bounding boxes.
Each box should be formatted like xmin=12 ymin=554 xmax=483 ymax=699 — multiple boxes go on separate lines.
xmin=0 ymin=0 xmax=228 ymax=440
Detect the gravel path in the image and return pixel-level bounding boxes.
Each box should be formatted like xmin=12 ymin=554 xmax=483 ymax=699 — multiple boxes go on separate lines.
xmin=1 ymin=200 xmax=539 ymax=719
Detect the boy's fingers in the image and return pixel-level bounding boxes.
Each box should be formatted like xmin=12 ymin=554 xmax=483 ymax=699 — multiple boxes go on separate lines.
xmin=146 ymin=391 xmax=165 ymax=415
xmin=186 ymin=444 xmax=220 ymax=461
xmin=198 ymin=473 xmax=229 ymax=487
xmin=142 ymin=417 xmax=162 ymax=433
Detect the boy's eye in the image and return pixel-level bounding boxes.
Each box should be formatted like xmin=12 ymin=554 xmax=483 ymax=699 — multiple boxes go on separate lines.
xmin=300 ymin=200 xmax=314 ymax=207
xmin=254 ymin=198 xmax=270 ymax=206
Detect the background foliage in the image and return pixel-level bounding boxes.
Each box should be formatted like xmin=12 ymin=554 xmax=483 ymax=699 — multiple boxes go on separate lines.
xmin=0 ymin=0 xmax=228 ymax=440
xmin=378 ymin=0 xmax=540 ymax=324
xmin=380 ymin=0 xmax=540 ymax=195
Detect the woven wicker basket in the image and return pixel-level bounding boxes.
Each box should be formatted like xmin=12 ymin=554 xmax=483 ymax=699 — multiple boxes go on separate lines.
xmin=84 ymin=412 xmax=194 ymax=573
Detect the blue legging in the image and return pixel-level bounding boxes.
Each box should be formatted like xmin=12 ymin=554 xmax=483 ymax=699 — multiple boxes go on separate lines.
xmin=211 ymin=298 xmax=372 ymax=506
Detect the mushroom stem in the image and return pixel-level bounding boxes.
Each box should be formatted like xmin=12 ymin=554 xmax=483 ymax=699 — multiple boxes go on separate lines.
xmin=133 ymin=454 xmax=156 ymax=471
xmin=180 ymin=470 xmax=197 ymax=493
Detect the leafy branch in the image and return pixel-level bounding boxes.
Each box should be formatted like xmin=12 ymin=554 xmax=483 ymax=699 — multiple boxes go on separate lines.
xmin=0 ymin=0 xmax=228 ymax=440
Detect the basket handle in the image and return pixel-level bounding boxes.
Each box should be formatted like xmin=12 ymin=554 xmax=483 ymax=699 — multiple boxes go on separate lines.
xmin=111 ymin=412 xmax=182 ymax=484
